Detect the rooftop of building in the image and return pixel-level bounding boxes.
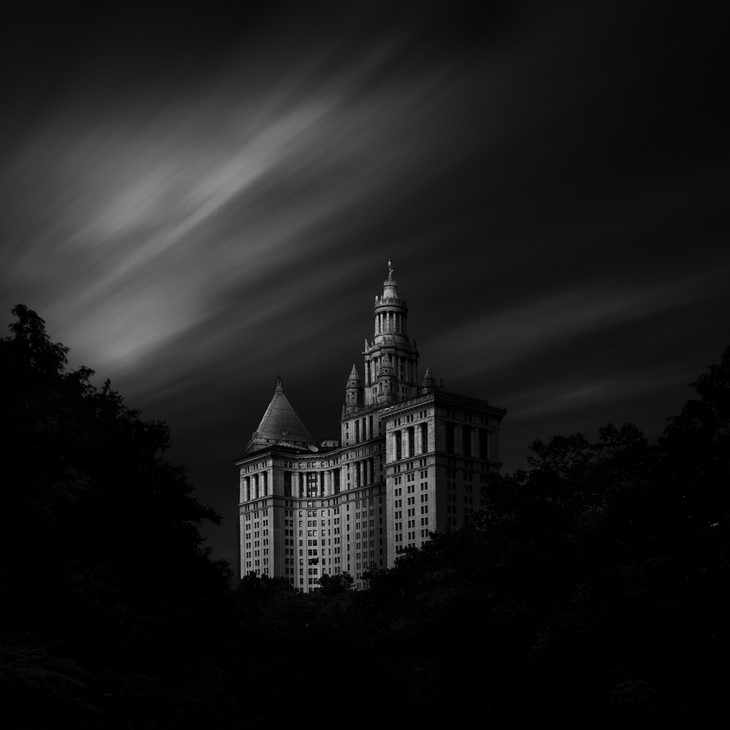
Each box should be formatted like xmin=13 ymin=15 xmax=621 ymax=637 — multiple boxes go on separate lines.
xmin=242 ymin=376 xmax=316 ymax=456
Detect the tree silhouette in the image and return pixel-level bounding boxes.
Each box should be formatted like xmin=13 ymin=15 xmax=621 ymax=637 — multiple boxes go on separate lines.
xmin=356 ymin=349 xmax=730 ymax=726
xmin=0 ymin=305 xmax=230 ymax=728
xmin=3 ymin=305 xmax=727 ymax=728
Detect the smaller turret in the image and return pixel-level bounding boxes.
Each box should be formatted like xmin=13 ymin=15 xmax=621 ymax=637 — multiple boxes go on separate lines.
xmin=420 ymin=363 xmax=437 ymax=394
xmin=344 ymin=364 xmax=363 ymax=415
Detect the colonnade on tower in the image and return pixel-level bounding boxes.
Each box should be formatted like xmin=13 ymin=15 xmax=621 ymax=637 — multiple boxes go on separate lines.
xmin=345 ymin=260 xmax=420 ymax=414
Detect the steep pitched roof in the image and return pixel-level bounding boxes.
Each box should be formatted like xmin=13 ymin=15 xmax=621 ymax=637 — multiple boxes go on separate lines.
xmin=347 ymin=363 xmax=360 ymax=384
xmin=244 ymin=377 xmax=315 ymax=454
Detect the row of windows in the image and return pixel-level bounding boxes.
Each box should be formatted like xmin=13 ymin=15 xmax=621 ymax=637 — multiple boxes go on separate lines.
xmin=394 ymin=516 xmax=429 ymax=531
xmin=392 ymin=410 xmax=430 ymax=426
xmin=281 ymin=470 xmax=342 ymax=498
xmin=393 ymin=481 xmax=429 ymax=496
xmin=243 ymin=514 xmax=269 ymax=524
xmin=445 ymin=423 xmax=492 ymax=459
xmin=390 ymin=458 xmax=428 ymax=474
xmin=347 ymin=414 xmax=377 ymax=444
xmin=239 ymin=460 xmax=270 ymax=474
xmin=443 ymin=409 xmax=493 ymax=426
xmin=280 ymin=459 xmax=339 ymax=470
xmin=393 ymin=424 xmax=429 ymax=461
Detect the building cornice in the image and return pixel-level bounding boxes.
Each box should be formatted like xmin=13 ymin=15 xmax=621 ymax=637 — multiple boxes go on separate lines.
xmin=380 ymin=389 xmax=506 ymax=419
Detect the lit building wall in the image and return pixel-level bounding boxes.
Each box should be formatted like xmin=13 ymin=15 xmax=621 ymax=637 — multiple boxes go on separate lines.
xmin=236 ymin=263 xmax=505 ymax=591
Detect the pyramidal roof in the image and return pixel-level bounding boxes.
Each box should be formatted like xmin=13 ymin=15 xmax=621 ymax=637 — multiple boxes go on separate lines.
xmin=244 ymin=377 xmax=316 ymax=454
xmin=347 ymin=364 xmax=360 ymax=384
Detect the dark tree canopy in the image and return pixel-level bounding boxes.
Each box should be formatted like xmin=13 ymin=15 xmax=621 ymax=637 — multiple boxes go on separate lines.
xmin=203 ymin=347 xmax=730 ymax=729
xmin=0 ymin=305 xmax=230 ymax=728
xmin=2 ymin=306 xmax=728 ymax=729
xmin=356 ymin=348 xmax=730 ymax=727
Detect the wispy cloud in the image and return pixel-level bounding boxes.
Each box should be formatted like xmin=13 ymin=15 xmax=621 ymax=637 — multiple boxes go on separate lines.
xmin=5 ymin=42 xmax=474 ymax=376
xmin=0 ymin=2 xmax=726 ymax=557
xmin=429 ymin=270 xmax=727 ymax=383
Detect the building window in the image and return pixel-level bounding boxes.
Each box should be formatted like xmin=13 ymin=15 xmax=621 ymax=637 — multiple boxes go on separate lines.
xmin=284 ymin=471 xmax=292 ymax=497
xmin=463 ymin=425 xmax=472 ymax=458
xmin=333 ymin=470 xmax=341 ymax=494
xmin=445 ymin=422 xmax=455 ymax=454
xmin=479 ymin=428 xmax=490 ymax=460
xmin=307 ymin=472 xmax=318 ymax=498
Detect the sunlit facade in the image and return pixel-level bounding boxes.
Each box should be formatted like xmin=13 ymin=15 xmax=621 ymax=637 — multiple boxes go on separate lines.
xmin=236 ymin=263 xmax=506 ymax=590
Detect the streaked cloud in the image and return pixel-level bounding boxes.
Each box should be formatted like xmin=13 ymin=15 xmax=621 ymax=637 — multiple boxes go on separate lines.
xmin=0 ymin=1 xmax=727 ymax=563
xmin=429 ymin=269 xmax=727 ymax=383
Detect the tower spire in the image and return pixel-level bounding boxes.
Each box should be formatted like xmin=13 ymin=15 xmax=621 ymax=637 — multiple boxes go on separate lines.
xmin=361 ymin=261 xmax=419 ymax=407
xmin=347 ymin=363 xmax=361 ymax=383
xmin=344 ymin=364 xmax=363 ymax=414
xmin=381 ymin=259 xmax=399 ymax=301
xmin=421 ymin=363 xmax=437 ymax=394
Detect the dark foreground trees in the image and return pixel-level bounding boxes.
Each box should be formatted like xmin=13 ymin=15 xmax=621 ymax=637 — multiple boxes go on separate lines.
xmin=204 ymin=346 xmax=730 ymax=729
xmin=355 ymin=347 xmax=730 ymax=727
xmin=359 ymin=347 xmax=730 ymax=727
xmin=0 ymin=306 xmax=231 ymax=729
xmin=1 ymin=305 xmax=728 ymax=729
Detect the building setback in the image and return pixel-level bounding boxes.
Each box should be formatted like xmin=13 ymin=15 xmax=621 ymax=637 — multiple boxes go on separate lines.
xmin=236 ymin=262 xmax=506 ymax=591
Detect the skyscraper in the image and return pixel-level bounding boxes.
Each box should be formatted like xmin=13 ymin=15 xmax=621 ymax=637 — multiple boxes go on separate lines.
xmin=236 ymin=263 xmax=506 ymax=590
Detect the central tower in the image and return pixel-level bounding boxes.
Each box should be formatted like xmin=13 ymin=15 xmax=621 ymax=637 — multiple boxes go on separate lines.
xmin=362 ymin=260 xmax=419 ymax=407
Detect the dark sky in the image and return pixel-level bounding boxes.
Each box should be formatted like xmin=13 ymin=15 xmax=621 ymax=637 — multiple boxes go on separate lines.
xmin=1 ymin=1 xmax=727 ymax=569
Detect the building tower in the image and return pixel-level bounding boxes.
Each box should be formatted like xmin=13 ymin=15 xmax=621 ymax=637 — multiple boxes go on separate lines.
xmin=344 ymin=364 xmax=363 ymax=415
xmin=236 ymin=262 xmax=506 ymax=591
xmin=363 ymin=259 xmax=420 ymax=407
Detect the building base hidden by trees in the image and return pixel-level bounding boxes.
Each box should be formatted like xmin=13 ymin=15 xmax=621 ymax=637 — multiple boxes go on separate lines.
xmin=236 ymin=262 xmax=506 ymax=590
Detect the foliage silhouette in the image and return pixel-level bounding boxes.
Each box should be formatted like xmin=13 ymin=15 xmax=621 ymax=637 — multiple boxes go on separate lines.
xmin=0 ymin=305 xmax=231 ymax=728
xmin=205 ymin=347 xmax=729 ymax=728
xmin=1 ymin=305 xmax=728 ymax=728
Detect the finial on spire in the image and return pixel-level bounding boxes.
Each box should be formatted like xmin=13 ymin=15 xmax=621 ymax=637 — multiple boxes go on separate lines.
xmin=387 ymin=258 xmax=394 ymax=279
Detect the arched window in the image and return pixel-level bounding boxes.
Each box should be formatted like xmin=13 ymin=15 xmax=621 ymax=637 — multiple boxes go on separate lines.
xmin=284 ymin=471 xmax=292 ymax=497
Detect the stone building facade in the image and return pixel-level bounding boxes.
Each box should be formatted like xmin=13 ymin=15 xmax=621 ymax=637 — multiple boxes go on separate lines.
xmin=236 ymin=263 xmax=506 ymax=590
